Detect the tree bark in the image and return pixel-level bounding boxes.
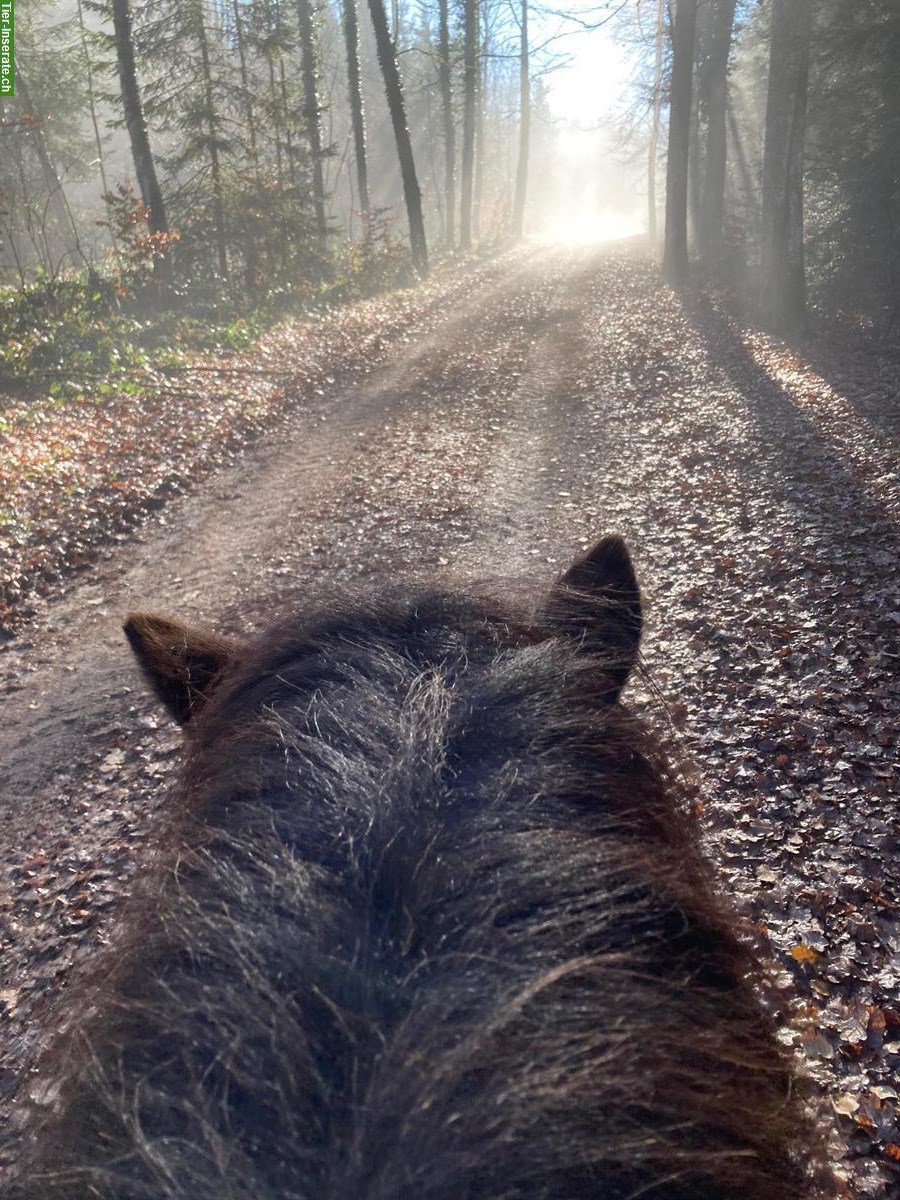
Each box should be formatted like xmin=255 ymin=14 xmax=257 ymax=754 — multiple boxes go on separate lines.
xmin=438 ymin=0 xmax=455 ymax=249
xmin=700 ymin=0 xmax=736 ymax=264
xmin=647 ymin=0 xmax=665 ymax=244
xmin=110 ymin=0 xmax=172 ymax=282
xmin=459 ymin=0 xmax=477 ymax=250
xmin=297 ymin=0 xmax=328 ymax=247
xmin=342 ymin=0 xmax=370 ymax=214
xmin=663 ymin=0 xmax=698 ymax=285
xmin=760 ymin=0 xmax=812 ymax=330
xmin=512 ymin=0 xmax=529 ymax=239
xmin=366 ymin=0 xmax=428 ymax=273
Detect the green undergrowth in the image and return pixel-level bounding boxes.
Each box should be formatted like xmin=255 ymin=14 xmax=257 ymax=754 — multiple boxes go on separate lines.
xmin=0 ymin=237 xmax=416 ymax=407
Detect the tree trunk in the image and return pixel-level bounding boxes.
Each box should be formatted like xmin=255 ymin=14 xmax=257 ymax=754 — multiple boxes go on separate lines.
xmin=700 ymin=0 xmax=736 ymax=264
xmin=473 ymin=20 xmax=487 ymax=241
xmin=267 ymin=56 xmax=284 ymax=187
xmin=297 ymin=0 xmax=328 ymax=247
xmin=110 ymin=0 xmax=171 ymax=285
xmin=279 ymin=58 xmax=297 ymax=188
xmin=688 ymin=81 xmax=703 ymax=246
xmin=76 ymin=0 xmax=110 ymax=203
xmin=459 ymin=0 xmax=477 ymax=250
xmin=647 ymin=0 xmax=665 ymax=245
xmin=760 ymin=0 xmax=812 ymax=330
xmin=232 ymin=0 xmax=260 ymax=287
xmin=232 ymin=0 xmax=259 ymax=179
xmin=342 ymin=0 xmax=370 ymax=214
xmin=366 ymin=0 xmax=428 ymax=273
xmin=438 ymin=0 xmax=455 ymax=249
xmin=14 ymin=72 xmax=81 ymax=257
xmin=512 ymin=0 xmax=529 ymax=239
xmin=663 ymin=0 xmax=698 ymax=286
xmin=194 ymin=0 xmax=228 ymax=278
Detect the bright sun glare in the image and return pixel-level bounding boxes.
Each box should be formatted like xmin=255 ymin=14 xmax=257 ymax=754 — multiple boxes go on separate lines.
xmin=543 ymin=5 xmax=633 ymax=124
xmin=534 ymin=14 xmax=644 ymax=243
xmin=536 ymin=211 xmax=644 ymax=245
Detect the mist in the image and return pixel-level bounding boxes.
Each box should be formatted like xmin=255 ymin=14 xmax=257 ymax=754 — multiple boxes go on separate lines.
xmin=1 ymin=6 xmax=898 ymax=1200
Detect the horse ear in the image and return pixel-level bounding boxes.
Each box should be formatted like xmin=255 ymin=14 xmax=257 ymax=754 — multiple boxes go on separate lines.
xmin=124 ymin=613 xmax=236 ymax=725
xmin=544 ymin=535 xmax=643 ymax=702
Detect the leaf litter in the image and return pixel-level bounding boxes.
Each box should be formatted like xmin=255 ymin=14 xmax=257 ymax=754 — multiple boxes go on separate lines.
xmin=0 ymin=245 xmax=897 ymax=1198
xmin=0 ymin=251 xmax=528 ymax=640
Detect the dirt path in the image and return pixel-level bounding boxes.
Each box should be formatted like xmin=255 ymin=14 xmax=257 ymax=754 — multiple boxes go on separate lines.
xmin=1 ymin=244 xmax=898 ymax=1196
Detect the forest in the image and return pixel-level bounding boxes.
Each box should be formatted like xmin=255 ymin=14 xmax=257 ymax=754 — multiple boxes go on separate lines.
xmin=0 ymin=3 xmax=899 ymax=1200
xmin=2 ymin=0 xmax=898 ymax=358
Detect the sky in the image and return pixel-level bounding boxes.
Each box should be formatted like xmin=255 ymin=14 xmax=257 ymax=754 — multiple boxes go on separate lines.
xmin=544 ymin=21 xmax=634 ymax=124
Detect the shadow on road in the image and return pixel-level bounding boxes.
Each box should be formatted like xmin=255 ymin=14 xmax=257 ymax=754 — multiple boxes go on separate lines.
xmin=790 ymin=328 xmax=900 ymax=444
xmin=684 ymin=293 xmax=898 ymax=554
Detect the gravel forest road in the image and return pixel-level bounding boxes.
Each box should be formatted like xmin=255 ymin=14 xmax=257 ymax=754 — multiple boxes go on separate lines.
xmin=1 ymin=243 xmax=898 ymax=1196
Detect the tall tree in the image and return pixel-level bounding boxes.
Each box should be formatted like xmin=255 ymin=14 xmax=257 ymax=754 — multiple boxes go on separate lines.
xmin=110 ymin=0 xmax=171 ymax=281
xmin=687 ymin=60 xmax=703 ymax=245
xmin=278 ymin=56 xmax=298 ymax=188
xmin=232 ymin=0 xmax=260 ymax=181
xmin=512 ymin=0 xmax=529 ymax=239
xmin=297 ymin=0 xmax=328 ymax=246
xmin=76 ymin=0 xmax=110 ymax=204
xmin=647 ymin=0 xmax=665 ymax=244
xmin=437 ymin=0 xmax=455 ymax=249
xmin=663 ymin=0 xmax=698 ymax=285
xmin=193 ymin=0 xmax=229 ymax=278
xmin=699 ymin=0 xmax=736 ymax=264
xmin=342 ymin=0 xmax=370 ymax=214
xmin=459 ymin=0 xmax=477 ymax=250
xmin=1 ymin=6 xmax=94 ymax=276
xmin=366 ymin=0 xmax=429 ymax=273
xmin=760 ymin=0 xmax=812 ymax=329
xmin=231 ymin=0 xmax=261 ymax=288
xmin=250 ymin=0 xmax=295 ymax=193
xmin=14 ymin=72 xmax=81 ymax=255
xmin=472 ymin=14 xmax=487 ymax=240
xmin=808 ymin=0 xmax=900 ymax=319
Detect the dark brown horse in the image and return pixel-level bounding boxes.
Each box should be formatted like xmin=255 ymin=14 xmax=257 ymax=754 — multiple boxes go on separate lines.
xmin=9 ymin=537 xmax=810 ymax=1199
